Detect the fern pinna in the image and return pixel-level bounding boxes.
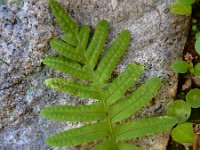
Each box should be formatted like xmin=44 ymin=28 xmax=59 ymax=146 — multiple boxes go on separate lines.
xmin=41 ymin=0 xmax=178 ymax=149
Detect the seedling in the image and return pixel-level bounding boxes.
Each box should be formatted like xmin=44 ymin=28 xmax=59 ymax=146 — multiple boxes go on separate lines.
xmin=171 ymin=60 xmax=200 ymax=76
xmin=167 ymin=89 xmax=200 ymax=149
xmin=170 ymin=0 xmax=195 ymax=16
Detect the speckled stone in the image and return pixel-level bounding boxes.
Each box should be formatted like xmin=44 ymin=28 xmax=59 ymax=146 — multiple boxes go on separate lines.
xmin=0 ymin=0 xmax=190 ymax=149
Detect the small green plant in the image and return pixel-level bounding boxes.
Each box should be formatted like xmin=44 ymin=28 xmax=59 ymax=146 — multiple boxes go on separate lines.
xmin=167 ymin=89 xmax=200 ymax=149
xmin=170 ymin=1 xmax=200 ymax=149
xmin=171 ymin=60 xmax=200 ymax=76
xmin=171 ymin=0 xmax=200 ymax=56
xmin=171 ymin=123 xmax=200 ymax=148
xmin=40 ymin=0 xmax=178 ymax=149
xmin=170 ymin=0 xmax=195 ymax=15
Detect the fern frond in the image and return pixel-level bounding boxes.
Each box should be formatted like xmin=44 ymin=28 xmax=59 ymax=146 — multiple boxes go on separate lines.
xmin=76 ymin=25 xmax=90 ymax=53
xmin=41 ymin=102 xmax=106 ymax=121
xmin=92 ymin=141 xmax=142 ymax=150
xmin=46 ymin=121 xmax=109 ymax=146
xmin=110 ymin=77 xmax=161 ymax=122
xmin=62 ymin=33 xmax=77 ymax=47
xmin=91 ymin=140 xmax=113 ymax=150
xmin=50 ymin=39 xmax=86 ymax=63
xmin=43 ymin=56 xmax=92 ymax=81
xmin=44 ymin=78 xmax=100 ymax=99
xmin=116 ymin=143 xmax=143 ymax=150
xmin=103 ymin=63 xmax=144 ymax=106
xmin=113 ymin=116 xmax=178 ymax=141
xmin=41 ymin=0 xmax=178 ymax=149
xmin=85 ymin=20 xmax=109 ymax=70
xmin=50 ymin=0 xmax=78 ymax=36
xmin=95 ymin=30 xmax=131 ymax=86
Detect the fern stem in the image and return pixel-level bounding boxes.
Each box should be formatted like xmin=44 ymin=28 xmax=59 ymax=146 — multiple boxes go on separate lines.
xmin=87 ymin=62 xmax=117 ymax=149
xmin=96 ymin=83 xmax=117 ymax=149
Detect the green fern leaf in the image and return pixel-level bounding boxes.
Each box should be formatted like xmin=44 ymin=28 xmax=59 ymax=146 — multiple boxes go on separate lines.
xmin=110 ymin=77 xmax=161 ymax=122
xmin=91 ymin=140 xmax=113 ymax=150
xmin=43 ymin=56 xmax=92 ymax=81
xmin=44 ymin=78 xmax=100 ymax=99
xmin=49 ymin=0 xmax=78 ymax=36
xmin=113 ymin=116 xmax=178 ymax=141
xmin=46 ymin=121 xmax=109 ymax=146
xmin=76 ymin=25 xmax=90 ymax=53
xmin=41 ymin=102 xmax=106 ymax=121
xmin=85 ymin=20 xmax=109 ymax=70
xmin=92 ymin=141 xmax=142 ymax=150
xmin=41 ymin=0 xmax=178 ymax=149
xmin=62 ymin=33 xmax=78 ymax=47
xmin=95 ymin=30 xmax=131 ymax=86
xmin=50 ymin=39 xmax=86 ymax=63
xmin=104 ymin=63 xmax=143 ymax=106
xmin=116 ymin=143 xmax=143 ymax=150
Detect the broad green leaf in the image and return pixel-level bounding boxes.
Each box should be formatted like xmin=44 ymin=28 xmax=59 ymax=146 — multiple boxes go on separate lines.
xmin=43 ymin=56 xmax=92 ymax=81
xmin=171 ymin=60 xmax=188 ymax=73
xmin=186 ymin=88 xmax=200 ymax=108
xmin=95 ymin=30 xmax=131 ymax=86
xmin=114 ymin=116 xmax=178 ymax=141
xmin=49 ymin=0 xmax=78 ymax=35
xmin=40 ymin=102 xmax=106 ymax=121
xmin=91 ymin=140 xmax=114 ymax=150
xmin=195 ymin=32 xmax=200 ymax=39
xmin=195 ymin=36 xmax=200 ymax=55
xmin=193 ymin=63 xmax=200 ymax=76
xmin=170 ymin=2 xmax=192 ymax=15
xmin=46 ymin=121 xmax=109 ymax=146
xmin=50 ymin=39 xmax=86 ymax=63
xmin=116 ymin=143 xmax=142 ymax=150
xmin=110 ymin=77 xmax=161 ymax=122
xmin=167 ymin=100 xmax=191 ymax=123
xmin=44 ymin=78 xmax=100 ymax=99
xmin=85 ymin=20 xmax=109 ymax=70
xmin=104 ymin=63 xmax=143 ymax=106
xmin=171 ymin=123 xmax=197 ymax=144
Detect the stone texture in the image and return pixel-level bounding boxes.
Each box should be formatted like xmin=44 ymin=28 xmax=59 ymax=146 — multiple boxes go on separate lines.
xmin=0 ymin=0 xmax=190 ymax=149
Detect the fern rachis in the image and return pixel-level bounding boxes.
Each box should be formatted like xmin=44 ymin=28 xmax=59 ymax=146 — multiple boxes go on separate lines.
xmin=41 ymin=0 xmax=178 ymax=149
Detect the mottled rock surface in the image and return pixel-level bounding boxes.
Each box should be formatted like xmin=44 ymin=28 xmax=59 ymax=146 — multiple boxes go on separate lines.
xmin=0 ymin=0 xmax=190 ymax=149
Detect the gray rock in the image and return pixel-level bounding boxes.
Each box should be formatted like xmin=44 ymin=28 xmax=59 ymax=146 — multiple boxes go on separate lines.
xmin=0 ymin=0 xmax=190 ymax=149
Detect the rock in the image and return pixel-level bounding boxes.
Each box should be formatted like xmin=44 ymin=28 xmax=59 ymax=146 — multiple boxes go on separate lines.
xmin=0 ymin=0 xmax=190 ymax=149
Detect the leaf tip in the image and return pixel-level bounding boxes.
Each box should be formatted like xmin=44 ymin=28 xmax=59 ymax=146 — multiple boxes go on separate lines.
xmin=98 ymin=19 xmax=109 ymax=28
